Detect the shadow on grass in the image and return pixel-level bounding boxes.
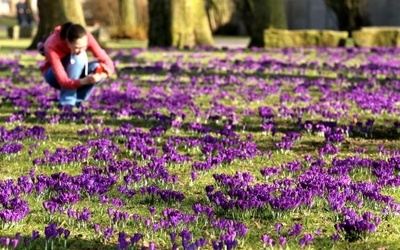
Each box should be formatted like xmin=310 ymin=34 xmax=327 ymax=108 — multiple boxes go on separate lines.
xmin=0 ymin=234 xmax=113 ymax=250
xmin=1 ymin=107 xmax=398 ymax=145
xmin=117 ymin=64 xmax=400 ymax=86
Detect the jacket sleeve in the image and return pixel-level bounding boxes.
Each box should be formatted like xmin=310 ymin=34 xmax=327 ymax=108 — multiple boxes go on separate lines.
xmin=46 ymin=49 xmax=82 ymax=90
xmin=87 ymin=32 xmax=115 ymax=75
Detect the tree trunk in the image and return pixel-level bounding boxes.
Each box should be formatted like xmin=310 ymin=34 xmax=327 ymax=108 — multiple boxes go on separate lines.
xmin=248 ymin=0 xmax=287 ymax=47
xmin=234 ymin=0 xmax=253 ymax=37
xmin=28 ymin=0 xmax=85 ymax=50
xmin=148 ymin=0 xmax=172 ymax=47
xmin=324 ymin=0 xmax=370 ymax=36
xmin=118 ymin=0 xmax=138 ymax=38
xmin=268 ymin=0 xmax=287 ymax=29
xmin=206 ymin=0 xmax=235 ymax=33
xmin=234 ymin=0 xmax=287 ymax=47
xmin=64 ymin=0 xmax=85 ymax=24
xmin=136 ymin=0 xmax=149 ymax=28
xmin=148 ymin=0 xmax=214 ymax=48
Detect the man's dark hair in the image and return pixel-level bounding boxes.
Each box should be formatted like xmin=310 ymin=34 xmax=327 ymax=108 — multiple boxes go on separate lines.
xmin=60 ymin=22 xmax=86 ymax=42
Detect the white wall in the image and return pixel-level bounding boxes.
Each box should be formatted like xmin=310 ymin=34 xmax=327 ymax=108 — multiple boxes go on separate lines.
xmin=0 ymin=0 xmax=11 ymax=15
xmin=30 ymin=0 xmax=37 ymax=13
xmin=0 ymin=0 xmax=37 ymax=16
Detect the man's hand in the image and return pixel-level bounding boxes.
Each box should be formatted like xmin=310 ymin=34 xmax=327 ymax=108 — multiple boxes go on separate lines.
xmin=90 ymin=73 xmax=104 ymax=83
xmin=80 ymin=75 xmax=92 ymax=86
xmin=99 ymin=62 xmax=112 ymax=78
xmin=80 ymin=74 xmax=103 ymax=85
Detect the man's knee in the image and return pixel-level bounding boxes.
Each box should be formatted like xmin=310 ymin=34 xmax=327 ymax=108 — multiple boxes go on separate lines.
xmin=59 ymin=89 xmax=78 ymax=106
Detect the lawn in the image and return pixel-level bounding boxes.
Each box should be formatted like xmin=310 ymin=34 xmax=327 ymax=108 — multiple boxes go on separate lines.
xmin=0 ymin=40 xmax=399 ymax=250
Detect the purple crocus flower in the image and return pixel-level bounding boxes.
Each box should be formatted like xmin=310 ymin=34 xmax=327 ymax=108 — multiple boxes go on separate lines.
xmin=14 ymin=233 xmax=21 ymax=240
xmin=56 ymin=227 xmax=64 ymax=237
xmin=299 ymin=234 xmax=314 ymax=248
xmin=331 ymin=234 xmax=340 ymax=242
xmin=314 ymin=228 xmax=322 ymax=237
xmin=103 ymin=227 xmax=114 ymax=240
xmin=275 ymin=222 xmax=283 ymax=234
xmin=0 ymin=143 xmax=23 ymax=154
xmin=130 ymin=233 xmax=142 ymax=245
xmin=64 ymin=230 xmax=70 ymax=239
xmin=261 ymin=234 xmax=275 ymax=247
xmin=211 ymin=240 xmax=223 ymax=250
xmin=279 ymin=236 xmax=287 ymax=246
xmin=23 ymin=237 xmax=29 ymax=246
xmin=44 ymin=223 xmax=58 ymax=240
xmin=149 ymin=206 xmax=156 ymax=216
xmin=180 ymin=228 xmax=192 ymax=248
xmin=78 ymin=207 xmax=92 ymax=221
xmin=43 ymin=201 xmax=59 ymax=214
xmin=1 ymin=238 xmax=10 ymax=247
xmin=190 ymin=171 xmax=198 ymax=182
xmin=169 ymin=232 xmax=177 ymax=243
xmin=117 ymin=232 xmax=129 ymax=250
xmin=11 ymin=238 xmax=18 ymax=249
xmin=31 ymin=230 xmax=40 ymax=240
xmin=112 ymin=198 xmax=124 ymax=208
xmin=93 ymin=224 xmax=100 ymax=233
xmin=149 ymin=242 xmax=156 ymax=250
xmin=288 ymin=223 xmax=303 ymax=237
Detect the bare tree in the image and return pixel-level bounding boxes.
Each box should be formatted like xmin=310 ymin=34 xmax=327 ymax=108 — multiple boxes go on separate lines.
xmin=28 ymin=0 xmax=85 ymax=49
xmin=206 ymin=0 xmax=236 ymax=33
xmin=117 ymin=0 xmax=138 ymax=38
xmin=83 ymin=0 xmax=148 ymax=39
xmin=148 ymin=0 xmax=214 ymax=48
xmin=324 ymin=0 xmax=371 ymax=35
xmin=83 ymin=0 xmax=118 ymax=26
xmin=234 ymin=0 xmax=287 ymax=47
xmin=65 ymin=1 xmax=85 ymax=24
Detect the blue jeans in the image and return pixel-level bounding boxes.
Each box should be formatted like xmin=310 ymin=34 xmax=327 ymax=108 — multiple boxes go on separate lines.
xmin=44 ymin=53 xmax=101 ymax=107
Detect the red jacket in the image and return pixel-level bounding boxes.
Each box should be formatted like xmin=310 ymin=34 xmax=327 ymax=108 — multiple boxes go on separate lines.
xmin=41 ymin=26 xmax=115 ymax=90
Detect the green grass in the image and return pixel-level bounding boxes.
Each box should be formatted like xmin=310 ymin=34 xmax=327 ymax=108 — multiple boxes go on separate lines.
xmin=102 ymin=39 xmax=147 ymax=49
xmin=0 ymin=15 xmax=17 ymax=27
xmin=0 ymin=41 xmax=399 ymax=250
xmin=0 ymin=38 xmax=31 ymax=50
xmin=0 ymin=38 xmax=146 ymax=52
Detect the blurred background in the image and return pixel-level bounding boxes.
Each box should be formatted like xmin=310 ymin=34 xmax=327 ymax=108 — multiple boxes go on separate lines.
xmin=1 ymin=0 xmax=400 ymax=48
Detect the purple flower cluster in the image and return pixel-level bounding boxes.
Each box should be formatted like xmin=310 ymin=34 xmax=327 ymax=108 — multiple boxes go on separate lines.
xmin=33 ymin=145 xmax=90 ymax=166
xmin=205 ymin=153 xmax=400 ymax=240
xmin=324 ymin=128 xmax=345 ymax=144
xmin=0 ymin=231 xmax=40 ymax=250
xmin=258 ymin=106 xmax=274 ymax=122
xmin=260 ymin=167 xmax=281 ymax=179
xmin=32 ymin=138 xmax=122 ymax=166
xmin=67 ymin=207 xmax=92 ymax=222
xmin=0 ymin=125 xmax=47 ymax=142
xmin=44 ymin=223 xmax=70 ymax=241
xmin=276 ymin=132 xmax=302 ymax=151
xmin=262 ymin=222 xmax=319 ymax=248
xmin=319 ymin=143 xmax=339 ymax=157
xmin=0 ymin=142 xmax=23 ymax=154
xmin=0 ymin=178 xmax=31 ymax=224
xmin=140 ymin=185 xmax=185 ymax=203
xmin=117 ymin=232 xmax=143 ymax=249
xmin=335 ymin=209 xmax=381 ymax=241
